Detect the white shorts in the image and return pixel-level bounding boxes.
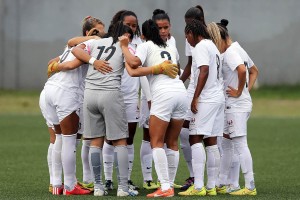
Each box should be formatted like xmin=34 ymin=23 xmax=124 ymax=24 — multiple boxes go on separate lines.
xmin=189 ymin=102 xmax=225 ymax=136
xmin=44 ymin=85 xmax=80 ymax=124
xmin=150 ymin=91 xmax=188 ymax=122
xmin=125 ymin=102 xmax=140 ymax=123
xmin=185 ymin=92 xmax=194 ymax=121
xmin=224 ymin=112 xmax=250 ymax=138
xmin=139 ymin=97 xmax=150 ymax=128
xmin=39 ymin=89 xmax=54 ymax=128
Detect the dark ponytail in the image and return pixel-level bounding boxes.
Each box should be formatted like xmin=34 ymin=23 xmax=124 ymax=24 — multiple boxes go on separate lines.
xmin=142 ymin=19 xmax=166 ymax=48
xmin=152 ymin=9 xmax=170 ymax=22
xmin=185 ymin=19 xmax=210 ymax=39
xmin=185 ymin=5 xmax=206 ymax=26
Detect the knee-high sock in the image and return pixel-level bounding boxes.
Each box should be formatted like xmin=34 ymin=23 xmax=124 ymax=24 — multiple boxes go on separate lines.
xmin=153 ymin=148 xmax=170 ymax=191
xmin=115 ymin=146 xmax=129 ymax=191
xmin=127 ymin=144 xmax=134 ymax=180
xmin=47 ymin=143 xmax=53 ymax=185
xmin=140 ymin=140 xmax=153 ymax=181
xmin=229 ymin=146 xmax=240 ymax=187
xmin=82 ymin=140 xmax=92 ymax=183
xmin=103 ymin=141 xmax=114 ymax=181
xmin=206 ymin=145 xmax=220 ymax=189
xmin=166 ymin=148 xmax=179 ymax=187
xmin=52 ymin=134 xmax=62 ymax=187
xmin=61 ymin=133 xmax=77 ymax=191
xmin=191 ymin=143 xmax=206 ymax=190
xmin=232 ymin=136 xmax=255 ymax=190
xmin=217 ymin=137 xmax=233 ymax=186
xmin=89 ymin=146 xmax=104 ymax=190
xmin=180 ymin=128 xmax=194 ymax=177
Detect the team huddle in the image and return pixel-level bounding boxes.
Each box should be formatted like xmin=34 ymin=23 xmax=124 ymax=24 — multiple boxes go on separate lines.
xmin=39 ymin=4 xmax=259 ymax=197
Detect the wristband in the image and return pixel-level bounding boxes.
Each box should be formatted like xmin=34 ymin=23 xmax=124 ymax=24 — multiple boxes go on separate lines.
xmin=89 ymin=57 xmax=96 ymax=65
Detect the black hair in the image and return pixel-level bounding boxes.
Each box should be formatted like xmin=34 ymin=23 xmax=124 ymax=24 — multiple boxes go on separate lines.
xmin=104 ymin=21 xmax=133 ymax=45
xmin=152 ymin=9 xmax=170 ymax=22
xmin=82 ymin=16 xmax=104 ymax=36
xmin=142 ymin=19 xmax=166 ymax=48
xmin=108 ymin=10 xmax=141 ymax=37
xmin=185 ymin=19 xmax=210 ymax=39
xmin=185 ymin=5 xmax=206 ymax=26
xmin=217 ymin=19 xmax=229 ymax=31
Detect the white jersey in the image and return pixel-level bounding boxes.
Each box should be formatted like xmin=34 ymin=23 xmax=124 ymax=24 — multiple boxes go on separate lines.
xmin=185 ymin=39 xmax=196 ymax=96
xmin=83 ymin=38 xmax=124 ymax=90
xmin=135 ymin=40 xmax=186 ymax=96
xmin=46 ymin=46 xmax=83 ymax=94
xmin=121 ymin=36 xmax=142 ymax=104
xmin=192 ymin=39 xmax=224 ymax=103
xmin=223 ymin=42 xmax=254 ymax=113
xmin=167 ymin=36 xmax=180 ymax=62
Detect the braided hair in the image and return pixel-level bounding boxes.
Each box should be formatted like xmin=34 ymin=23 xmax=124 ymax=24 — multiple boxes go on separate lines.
xmin=185 ymin=5 xmax=206 ymax=26
xmin=142 ymin=19 xmax=166 ymax=48
xmin=185 ymin=19 xmax=210 ymax=39
xmin=82 ymin=16 xmax=104 ymax=36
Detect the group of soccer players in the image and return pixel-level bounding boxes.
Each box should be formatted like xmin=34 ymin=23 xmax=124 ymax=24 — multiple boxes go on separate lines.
xmin=39 ymin=4 xmax=259 ymax=197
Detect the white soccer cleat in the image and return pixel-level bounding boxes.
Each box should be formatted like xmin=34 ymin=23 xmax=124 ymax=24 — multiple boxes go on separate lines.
xmin=94 ymin=188 xmax=108 ymax=196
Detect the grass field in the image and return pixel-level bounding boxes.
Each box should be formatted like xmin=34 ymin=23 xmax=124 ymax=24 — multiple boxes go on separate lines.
xmin=0 ymin=86 xmax=300 ymax=199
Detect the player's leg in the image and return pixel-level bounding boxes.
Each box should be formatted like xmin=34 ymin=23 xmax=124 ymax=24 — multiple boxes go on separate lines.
xmin=103 ymin=140 xmax=114 ymax=190
xmin=127 ymin=122 xmax=139 ymax=190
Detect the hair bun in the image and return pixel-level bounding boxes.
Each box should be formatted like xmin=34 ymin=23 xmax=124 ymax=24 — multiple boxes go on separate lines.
xmin=220 ymin=19 xmax=229 ymax=27
xmin=153 ymin=9 xmax=165 ymax=16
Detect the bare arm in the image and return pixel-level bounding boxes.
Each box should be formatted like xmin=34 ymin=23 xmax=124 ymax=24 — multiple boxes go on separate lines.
xmin=119 ymin=36 xmax=142 ymax=68
xmin=48 ymin=56 xmax=60 ymax=65
xmin=248 ymin=65 xmax=259 ymax=91
xmin=180 ymin=56 xmax=192 ymax=82
xmin=58 ymin=59 xmax=84 ymax=71
xmin=67 ymin=36 xmax=99 ymax=47
xmin=191 ymin=65 xmax=209 ymax=114
xmin=226 ymin=64 xmax=247 ymax=97
xmin=125 ymin=62 xmax=152 ymax=77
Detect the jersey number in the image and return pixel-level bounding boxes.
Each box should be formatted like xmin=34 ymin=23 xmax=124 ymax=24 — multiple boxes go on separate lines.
xmin=216 ymin=54 xmax=220 ymax=80
xmin=60 ymin=49 xmax=71 ymax=63
xmin=97 ymin=46 xmax=116 ymax=61
xmin=160 ymin=51 xmax=171 ymax=60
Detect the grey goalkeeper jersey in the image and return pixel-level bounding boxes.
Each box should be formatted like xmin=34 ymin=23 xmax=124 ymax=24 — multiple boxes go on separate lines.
xmin=83 ymin=37 xmax=124 ymax=90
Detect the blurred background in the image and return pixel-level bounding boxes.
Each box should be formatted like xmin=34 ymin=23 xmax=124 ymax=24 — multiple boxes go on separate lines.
xmin=1 ymin=0 xmax=300 ymax=89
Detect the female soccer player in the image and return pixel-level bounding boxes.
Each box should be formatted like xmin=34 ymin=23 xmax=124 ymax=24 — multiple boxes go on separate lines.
xmin=207 ymin=20 xmax=258 ymax=196
xmin=119 ymin=19 xmax=188 ymax=198
xmin=179 ymin=5 xmax=207 ymax=191
xmin=178 ymin=19 xmax=225 ymax=196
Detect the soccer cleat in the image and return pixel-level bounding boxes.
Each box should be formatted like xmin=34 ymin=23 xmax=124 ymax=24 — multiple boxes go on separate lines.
xmin=173 ymin=183 xmax=182 ymax=189
xmin=117 ymin=188 xmax=139 ymax=197
xmin=94 ymin=188 xmax=108 ymax=196
xmin=180 ymin=177 xmax=194 ymax=190
xmin=52 ymin=185 xmax=63 ymax=195
xmin=229 ymin=187 xmax=257 ymax=196
xmin=143 ymin=180 xmax=159 ymax=190
xmin=226 ymin=185 xmax=241 ymax=193
xmin=77 ymin=181 xmax=94 ymax=191
xmin=104 ymin=180 xmax=114 ymax=190
xmin=178 ymin=185 xmax=206 ymax=196
xmin=147 ymin=187 xmax=174 ymax=198
xmin=128 ymin=180 xmax=140 ymax=190
xmin=49 ymin=184 xmax=53 ymax=193
xmin=63 ymin=184 xmax=91 ymax=195
xmin=216 ymin=185 xmax=227 ymax=194
xmin=206 ymin=187 xmax=217 ymax=196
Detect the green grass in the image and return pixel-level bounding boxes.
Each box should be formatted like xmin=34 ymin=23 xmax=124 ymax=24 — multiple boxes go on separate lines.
xmin=0 ymin=88 xmax=299 ymax=199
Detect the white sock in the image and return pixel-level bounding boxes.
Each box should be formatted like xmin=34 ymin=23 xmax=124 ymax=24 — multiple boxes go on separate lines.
xmin=153 ymin=148 xmax=170 ymax=191
xmin=191 ymin=143 xmax=206 ymax=190
xmin=47 ymin=143 xmax=53 ymax=185
xmin=206 ymin=145 xmax=220 ymax=189
xmin=217 ymin=137 xmax=223 ymax=156
xmin=89 ymin=146 xmax=104 ymax=189
xmin=115 ymin=146 xmax=129 ymax=191
xmin=217 ymin=137 xmax=233 ymax=186
xmin=232 ymin=136 xmax=255 ymax=190
xmin=61 ymin=133 xmax=77 ymax=191
xmin=229 ymin=146 xmax=240 ymax=187
xmin=52 ymin=134 xmax=62 ymax=187
xmin=81 ymin=140 xmax=93 ymax=183
xmin=127 ymin=144 xmax=134 ymax=180
xmin=166 ymin=148 xmax=179 ymax=187
xmin=180 ymin=128 xmax=194 ymax=177
xmin=103 ymin=141 xmax=114 ymax=181
xmin=140 ymin=140 xmax=153 ymax=181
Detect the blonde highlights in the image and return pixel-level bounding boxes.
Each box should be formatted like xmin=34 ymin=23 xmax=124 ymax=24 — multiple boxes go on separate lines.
xmin=207 ymin=22 xmax=223 ymax=52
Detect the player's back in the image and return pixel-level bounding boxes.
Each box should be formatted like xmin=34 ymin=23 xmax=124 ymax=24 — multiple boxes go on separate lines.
xmin=84 ymin=38 xmax=124 ymax=91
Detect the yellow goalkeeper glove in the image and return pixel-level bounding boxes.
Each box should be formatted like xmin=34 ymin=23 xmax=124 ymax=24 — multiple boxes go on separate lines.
xmin=151 ymin=60 xmax=178 ymax=79
xmin=47 ymin=61 xmax=60 ymax=78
